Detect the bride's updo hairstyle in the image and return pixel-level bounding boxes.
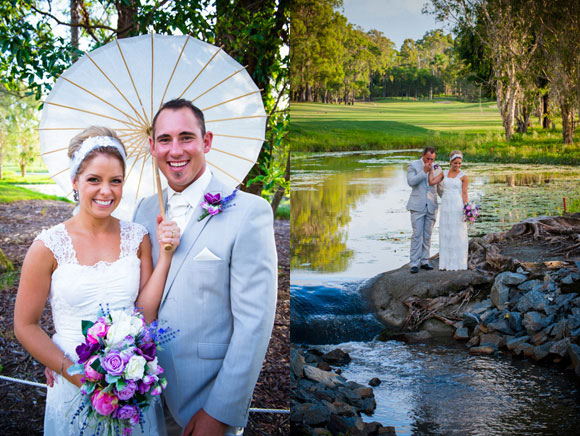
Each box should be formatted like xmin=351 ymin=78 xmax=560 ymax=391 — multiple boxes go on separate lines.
xmin=449 ymin=150 xmax=463 ymax=162
xmin=68 ymin=126 xmax=127 ymax=180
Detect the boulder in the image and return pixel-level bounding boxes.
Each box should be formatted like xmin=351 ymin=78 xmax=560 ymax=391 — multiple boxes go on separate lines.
xmin=369 ymin=377 xmax=381 ymax=387
xmin=480 ymin=334 xmax=504 ymax=349
xmin=291 ymin=403 xmax=332 ymax=426
xmin=487 ymin=318 xmax=514 ymax=335
xmin=531 ymin=343 xmax=552 ymax=361
xmin=522 ymin=312 xmax=547 ymax=334
xmin=303 ymin=365 xmax=346 ymax=389
xmin=516 ymin=290 xmax=548 ymax=313
xmin=463 ymin=312 xmax=480 ymax=328
xmin=362 ymin=265 xmax=491 ymax=330
xmin=454 ymin=327 xmax=470 ymax=341
xmin=361 ymin=397 xmax=377 ymax=415
xmin=508 ymin=311 xmax=523 ymax=332
xmin=322 ymin=349 xmax=352 ymax=366
xmin=332 ymin=401 xmax=357 ymax=417
xmin=354 ymin=387 xmax=374 ymax=400
xmin=469 ymin=346 xmax=496 ymax=355
xmin=550 ymin=338 xmax=570 ymax=357
xmin=506 ymin=335 xmax=530 ymax=351
xmin=518 ymin=279 xmax=543 ymax=292
xmin=291 ymin=348 xmax=305 ymax=378
xmin=498 ymin=271 xmax=529 ymax=285
xmin=491 ymin=277 xmax=511 ymax=309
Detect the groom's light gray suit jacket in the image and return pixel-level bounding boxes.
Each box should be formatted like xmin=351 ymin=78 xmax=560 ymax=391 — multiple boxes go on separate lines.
xmin=134 ymin=175 xmax=277 ymax=428
xmin=406 ymin=158 xmax=439 ymax=214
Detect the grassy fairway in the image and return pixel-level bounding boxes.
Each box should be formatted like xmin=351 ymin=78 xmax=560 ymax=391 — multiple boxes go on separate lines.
xmin=0 ymin=168 xmax=69 ymax=203
xmin=290 ymin=99 xmax=580 ymax=164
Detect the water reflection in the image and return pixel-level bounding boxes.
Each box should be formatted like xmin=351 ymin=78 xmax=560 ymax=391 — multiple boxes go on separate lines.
xmin=291 ymin=151 xmax=580 ymax=281
xmin=319 ymin=340 xmax=580 ymax=436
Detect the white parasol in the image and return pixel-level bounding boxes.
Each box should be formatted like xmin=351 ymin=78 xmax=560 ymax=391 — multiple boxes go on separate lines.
xmin=39 ymin=33 xmax=266 ymax=220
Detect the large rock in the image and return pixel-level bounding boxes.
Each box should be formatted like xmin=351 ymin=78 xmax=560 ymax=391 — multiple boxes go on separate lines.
xmin=322 ymin=349 xmax=352 ymax=366
xmin=522 ymin=311 xmax=548 ymax=334
xmin=291 ymin=348 xmax=306 ymax=378
xmin=291 ymin=403 xmax=332 ymax=426
xmin=304 ymin=365 xmax=346 ymax=389
xmin=362 ymin=263 xmax=491 ymax=330
xmin=506 ymin=335 xmax=530 ymax=351
xmin=568 ymin=344 xmax=580 ymax=376
xmin=516 ymin=290 xmax=548 ymax=313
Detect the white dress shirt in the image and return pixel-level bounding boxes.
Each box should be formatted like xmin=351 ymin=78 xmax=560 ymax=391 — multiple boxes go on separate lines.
xmin=166 ymin=169 xmax=212 ymax=232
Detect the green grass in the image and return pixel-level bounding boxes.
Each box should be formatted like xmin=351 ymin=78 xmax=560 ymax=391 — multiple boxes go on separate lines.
xmin=0 ymin=169 xmax=69 ymax=203
xmin=290 ymin=99 xmax=580 ymax=164
xmin=275 ymin=199 xmax=290 ymax=220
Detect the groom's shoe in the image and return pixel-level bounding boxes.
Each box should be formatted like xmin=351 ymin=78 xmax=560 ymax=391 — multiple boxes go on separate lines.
xmin=410 ymin=266 xmax=419 ymax=274
xmin=421 ymin=263 xmax=434 ymax=270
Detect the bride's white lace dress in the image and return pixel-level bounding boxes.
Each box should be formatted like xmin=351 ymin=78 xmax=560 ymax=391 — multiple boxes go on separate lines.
xmin=35 ymin=220 xmax=164 ymax=435
xmin=438 ymin=170 xmax=468 ymax=270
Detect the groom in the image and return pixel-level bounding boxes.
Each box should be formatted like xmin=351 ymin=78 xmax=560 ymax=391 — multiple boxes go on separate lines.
xmin=406 ymin=146 xmax=441 ymax=274
xmin=134 ymin=99 xmax=277 ymax=435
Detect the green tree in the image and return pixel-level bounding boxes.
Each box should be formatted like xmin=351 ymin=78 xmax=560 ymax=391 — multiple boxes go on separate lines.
xmin=0 ymin=0 xmax=288 ymax=210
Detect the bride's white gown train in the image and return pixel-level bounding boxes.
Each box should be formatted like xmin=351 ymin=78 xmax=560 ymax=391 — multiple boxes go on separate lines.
xmin=438 ymin=170 xmax=468 ymax=270
xmin=36 ymin=220 xmax=164 ymax=435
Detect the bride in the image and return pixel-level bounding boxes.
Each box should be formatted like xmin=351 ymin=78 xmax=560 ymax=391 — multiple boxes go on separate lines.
xmin=13 ymin=127 xmax=180 ymax=435
xmin=428 ymin=150 xmax=469 ymax=271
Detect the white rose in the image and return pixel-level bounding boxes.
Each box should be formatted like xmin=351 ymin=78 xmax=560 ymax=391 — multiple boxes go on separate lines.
xmin=105 ymin=311 xmax=143 ymax=347
xmin=147 ymin=357 xmax=159 ymax=375
xmin=124 ymin=355 xmax=147 ymax=380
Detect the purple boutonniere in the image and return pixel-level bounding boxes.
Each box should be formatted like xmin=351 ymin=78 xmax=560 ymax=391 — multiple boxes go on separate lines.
xmin=198 ymin=189 xmax=238 ymax=221
xmin=433 ymin=164 xmax=440 ymax=170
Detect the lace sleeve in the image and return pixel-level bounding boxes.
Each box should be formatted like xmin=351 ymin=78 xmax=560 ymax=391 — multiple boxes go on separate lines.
xmin=34 ymin=224 xmax=76 ymax=266
xmin=120 ymin=221 xmax=149 ymax=258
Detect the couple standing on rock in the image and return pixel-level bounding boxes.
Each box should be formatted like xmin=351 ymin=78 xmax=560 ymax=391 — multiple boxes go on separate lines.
xmin=406 ymin=146 xmax=470 ymax=273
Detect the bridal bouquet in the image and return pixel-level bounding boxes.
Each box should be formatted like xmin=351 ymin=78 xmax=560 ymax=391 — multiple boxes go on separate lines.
xmin=463 ymin=201 xmax=481 ymax=223
xmin=68 ymin=306 xmax=176 ymax=436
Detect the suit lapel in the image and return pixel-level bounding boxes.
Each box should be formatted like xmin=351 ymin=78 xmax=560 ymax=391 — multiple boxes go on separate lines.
xmin=160 ymin=175 xmax=231 ymax=305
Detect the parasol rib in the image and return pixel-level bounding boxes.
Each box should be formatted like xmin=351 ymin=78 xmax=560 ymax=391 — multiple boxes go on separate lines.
xmin=210 ymin=147 xmax=256 ymax=164
xmin=61 ymin=76 xmax=142 ymax=125
xmin=135 ymin=151 xmax=148 ymax=201
xmin=160 ymin=35 xmax=190 ymax=110
xmin=201 ymin=90 xmax=263 ymax=112
xmin=206 ymin=160 xmax=242 ymax=184
xmin=124 ymin=152 xmax=145 ymax=183
xmin=206 ymin=115 xmax=267 ymax=123
xmin=213 ymin=133 xmax=265 ymax=141
xmin=49 ymin=167 xmax=70 ymax=179
xmin=191 ymin=67 xmax=247 ymax=103
xmin=177 ymin=47 xmax=223 ymax=100
xmin=150 ymin=34 xmax=154 ymax=123
xmin=45 ymin=101 xmax=141 ymax=128
xmin=85 ymin=52 xmax=149 ymax=126
xmin=40 ymin=146 xmax=68 ymax=156
xmin=116 ymin=39 xmax=151 ymax=126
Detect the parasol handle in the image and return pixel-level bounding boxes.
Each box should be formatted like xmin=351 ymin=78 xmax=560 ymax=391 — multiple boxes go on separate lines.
xmin=153 ymin=160 xmax=175 ymax=252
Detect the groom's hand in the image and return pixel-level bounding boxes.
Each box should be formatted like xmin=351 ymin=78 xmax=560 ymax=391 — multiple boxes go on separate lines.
xmin=423 ymin=162 xmax=432 ymax=173
xmin=182 ymin=408 xmax=226 ymax=436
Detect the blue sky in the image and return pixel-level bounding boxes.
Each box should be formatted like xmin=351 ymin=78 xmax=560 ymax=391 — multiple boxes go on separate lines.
xmin=341 ymin=0 xmax=452 ymax=49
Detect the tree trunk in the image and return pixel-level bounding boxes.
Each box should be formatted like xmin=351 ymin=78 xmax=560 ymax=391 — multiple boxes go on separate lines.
xmin=70 ymin=0 xmax=79 ymax=49
xmin=542 ymin=93 xmax=550 ymax=129
xmin=20 ymin=164 xmax=25 ymax=177
xmin=115 ymin=1 xmax=139 ymax=38
xmin=561 ymin=103 xmax=575 ymax=145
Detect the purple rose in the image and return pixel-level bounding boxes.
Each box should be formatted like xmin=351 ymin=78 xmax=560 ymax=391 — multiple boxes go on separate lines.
xmin=137 ymin=342 xmax=156 ymax=361
xmin=137 ymin=380 xmax=152 ymax=395
xmin=204 ymin=192 xmax=221 ymax=205
xmin=101 ymin=350 xmax=126 ymax=376
xmin=151 ymin=383 xmax=163 ymax=396
xmin=76 ymin=341 xmax=100 ymax=364
xmin=115 ymin=404 xmax=139 ymax=421
xmin=115 ymin=380 xmax=137 ymax=401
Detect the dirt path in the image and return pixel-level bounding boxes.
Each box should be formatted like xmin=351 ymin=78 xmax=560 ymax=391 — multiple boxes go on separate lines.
xmin=0 ymin=200 xmax=289 ymax=435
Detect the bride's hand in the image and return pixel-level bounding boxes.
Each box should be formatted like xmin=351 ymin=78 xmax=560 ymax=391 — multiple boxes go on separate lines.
xmin=157 ymin=219 xmax=180 ymax=254
xmin=45 ymin=367 xmax=55 ymax=387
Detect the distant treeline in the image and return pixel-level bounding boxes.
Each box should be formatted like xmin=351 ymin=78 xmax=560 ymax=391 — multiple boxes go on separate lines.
xmin=291 ymin=0 xmax=580 ymax=146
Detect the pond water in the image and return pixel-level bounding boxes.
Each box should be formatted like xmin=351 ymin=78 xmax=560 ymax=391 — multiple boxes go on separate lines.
xmin=291 ymin=150 xmax=580 ymax=434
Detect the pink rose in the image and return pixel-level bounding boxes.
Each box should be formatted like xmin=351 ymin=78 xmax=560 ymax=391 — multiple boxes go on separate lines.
xmin=150 ymin=383 xmax=163 ymax=396
xmin=84 ymin=355 xmax=104 ymax=382
xmin=91 ymin=389 xmax=119 ymax=416
xmin=87 ymin=322 xmax=109 ymax=344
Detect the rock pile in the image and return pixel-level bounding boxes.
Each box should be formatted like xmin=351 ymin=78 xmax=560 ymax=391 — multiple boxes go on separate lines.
xmin=290 ymin=346 xmax=397 ymax=436
xmin=454 ymin=265 xmax=580 ymax=373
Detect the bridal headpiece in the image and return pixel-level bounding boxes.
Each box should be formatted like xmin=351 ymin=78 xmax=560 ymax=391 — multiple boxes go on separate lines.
xmin=450 ymin=153 xmax=463 ymax=162
xmin=70 ymin=136 xmax=127 ymax=181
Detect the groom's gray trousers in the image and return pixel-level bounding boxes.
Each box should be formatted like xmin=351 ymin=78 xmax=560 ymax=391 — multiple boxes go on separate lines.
xmin=409 ymin=205 xmax=437 ymax=268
